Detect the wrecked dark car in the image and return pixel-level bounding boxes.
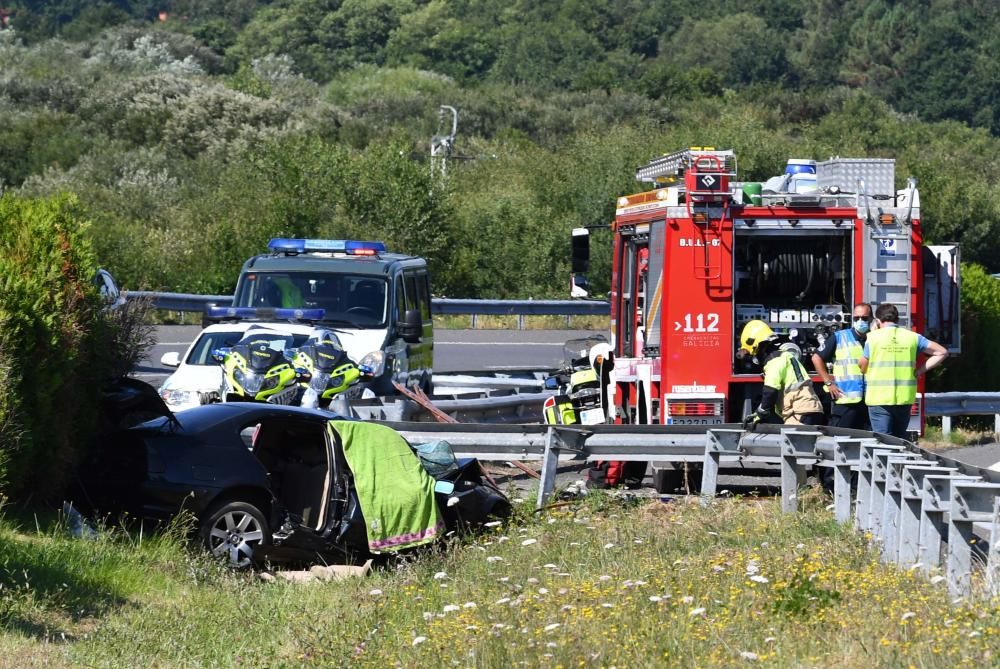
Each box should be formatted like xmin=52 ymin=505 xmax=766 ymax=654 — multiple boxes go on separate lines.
xmin=87 ymin=393 xmax=510 ymax=567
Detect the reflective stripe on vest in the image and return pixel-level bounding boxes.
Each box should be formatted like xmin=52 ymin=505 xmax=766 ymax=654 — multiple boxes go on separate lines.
xmin=864 ymin=326 xmax=919 ymax=405
xmin=832 ymin=329 xmax=864 ymax=404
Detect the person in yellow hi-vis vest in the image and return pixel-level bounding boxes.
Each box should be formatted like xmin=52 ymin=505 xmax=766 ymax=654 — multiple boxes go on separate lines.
xmin=858 ymin=303 xmax=948 ymax=439
xmin=739 ymin=320 xmax=825 ymax=429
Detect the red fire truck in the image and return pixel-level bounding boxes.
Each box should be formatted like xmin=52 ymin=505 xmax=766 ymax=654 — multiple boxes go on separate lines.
xmin=572 ymin=148 xmax=960 ymax=433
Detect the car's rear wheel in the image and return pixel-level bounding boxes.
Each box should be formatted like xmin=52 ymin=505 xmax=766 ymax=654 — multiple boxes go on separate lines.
xmin=200 ymin=501 xmax=269 ymax=568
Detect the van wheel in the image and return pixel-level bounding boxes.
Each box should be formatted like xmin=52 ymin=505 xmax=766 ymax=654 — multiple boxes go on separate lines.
xmin=200 ymin=501 xmax=269 ymax=568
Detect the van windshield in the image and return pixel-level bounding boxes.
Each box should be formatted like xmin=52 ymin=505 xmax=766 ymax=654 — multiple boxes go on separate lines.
xmin=234 ymin=272 xmax=388 ymax=327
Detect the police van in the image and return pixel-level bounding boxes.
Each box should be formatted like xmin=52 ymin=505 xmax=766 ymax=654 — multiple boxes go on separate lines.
xmin=229 ymin=238 xmax=433 ymax=395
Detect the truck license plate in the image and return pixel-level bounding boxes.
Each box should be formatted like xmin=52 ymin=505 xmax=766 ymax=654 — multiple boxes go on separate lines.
xmin=579 ymin=408 xmax=605 ymax=425
xmin=666 ymin=418 xmax=723 ymax=425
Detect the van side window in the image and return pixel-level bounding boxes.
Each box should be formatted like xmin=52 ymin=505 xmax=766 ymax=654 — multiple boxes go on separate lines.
xmin=417 ymin=273 xmax=431 ymax=320
xmin=396 ymin=278 xmax=406 ymax=321
xmin=404 ymin=274 xmax=419 ymax=315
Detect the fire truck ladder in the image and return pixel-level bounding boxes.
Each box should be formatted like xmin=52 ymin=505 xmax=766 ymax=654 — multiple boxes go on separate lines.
xmin=868 ymin=216 xmax=912 ymax=325
xmin=635 ymin=148 xmax=736 ymax=184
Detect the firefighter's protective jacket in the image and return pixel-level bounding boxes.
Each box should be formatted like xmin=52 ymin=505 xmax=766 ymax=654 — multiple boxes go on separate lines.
xmin=760 ymin=345 xmax=823 ymax=423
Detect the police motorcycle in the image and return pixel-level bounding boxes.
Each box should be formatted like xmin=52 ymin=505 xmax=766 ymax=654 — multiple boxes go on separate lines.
xmin=542 ymin=336 xmax=614 ymax=426
xmin=288 ymin=334 xmax=377 ymax=411
xmin=215 ymin=329 xmax=311 ymax=405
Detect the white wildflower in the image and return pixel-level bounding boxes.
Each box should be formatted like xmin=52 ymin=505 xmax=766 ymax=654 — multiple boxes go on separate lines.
xmin=740 ymin=651 xmax=759 ymax=661
xmin=681 ymin=596 xmax=694 ymax=604
xmin=443 ymin=604 xmax=460 ymax=613
xmin=544 ymin=623 xmax=561 ymax=632
xmin=749 ymin=575 xmax=769 ymax=584
xmin=412 ymin=636 xmax=427 ymax=646
xmin=463 ymin=602 xmax=477 ymax=609
xmin=486 ymin=556 xmax=504 ymax=563
xmin=368 ymin=589 xmax=383 ymax=596
xmin=689 ymin=607 xmax=706 ymax=616
xmin=433 ymin=571 xmax=447 ymax=580
xmin=484 ymin=520 xmax=503 ymax=528
xmin=901 ymin=612 xmax=916 ymax=621
xmin=495 ymin=597 xmax=511 ymax=605
xmin=521 ymin=538 xmax=537 ymax=546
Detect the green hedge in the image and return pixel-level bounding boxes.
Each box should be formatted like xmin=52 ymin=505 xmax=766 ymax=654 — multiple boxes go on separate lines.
xmin=0 ymin=194 xmax=107 ymax=500
xmin=931 ymin=262 xmax=1000 ymax=392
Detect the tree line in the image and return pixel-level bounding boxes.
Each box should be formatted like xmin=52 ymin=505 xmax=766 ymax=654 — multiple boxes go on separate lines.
xmin=1 ymin=1 xmax=999 ymax=300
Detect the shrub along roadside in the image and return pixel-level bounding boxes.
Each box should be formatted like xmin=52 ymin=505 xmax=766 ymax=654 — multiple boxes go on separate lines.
xmin=931 ymin=262 xmax=1000 ymax=392
xmin=0 ymin=194 xmax=118 ymax=501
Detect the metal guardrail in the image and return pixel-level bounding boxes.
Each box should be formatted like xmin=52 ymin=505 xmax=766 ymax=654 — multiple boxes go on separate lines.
xmin=126 ymin=290 xmax=610 ymax=318
xmin=923 ymin=392 xmax=1000 ymax=436
xmin=126 ymin=291 xmax=233 ymax=313
xmin=381 ymin=420 xmax=1000 ymax=600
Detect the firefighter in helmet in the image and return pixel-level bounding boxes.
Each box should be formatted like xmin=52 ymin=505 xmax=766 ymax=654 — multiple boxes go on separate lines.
xmin=739 ymin=320 xmax=825 ymax=429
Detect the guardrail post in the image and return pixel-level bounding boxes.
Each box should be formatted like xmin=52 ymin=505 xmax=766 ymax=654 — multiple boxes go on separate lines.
xmin=701 ymin=429 xmax=743 ymax=501
xmin=919 ymin=474 xmax=979 ymax=573
xmin=869 ymin=448 xmax=910 ymax=543
xmin=831 ymin=438 xmax=862 ymax=523
xmin=778 ymin=429 xmax=820 ymax=514
xmin=881 ymin=454 xmax=925 ymax=563
xmin=988 ymin=497 xmax=1000 ymax=597
xmin=947 ymin=482 xmax=1000 ymax=599
xmin=942 ymin=416 xmax=952 ymax=437
xmin=857 ymin=444 xmax=902 ymax=532
xmin=898 ymin=464 xmax=955 ymax=567
xmin=536 ymin=426 xmax=590 ymax=509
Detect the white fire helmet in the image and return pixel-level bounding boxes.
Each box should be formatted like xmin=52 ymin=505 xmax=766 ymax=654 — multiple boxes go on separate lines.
xmin=589 ymin=343 xmax=614 ymax=370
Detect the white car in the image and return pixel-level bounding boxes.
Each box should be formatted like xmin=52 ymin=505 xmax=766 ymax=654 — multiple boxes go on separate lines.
xmin=158 ymin=322 xmax=325 ymax=411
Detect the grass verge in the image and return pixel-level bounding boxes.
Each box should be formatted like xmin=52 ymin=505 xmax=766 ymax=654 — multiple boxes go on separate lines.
xmin=2 ymin=494 xmax=999 ymax=667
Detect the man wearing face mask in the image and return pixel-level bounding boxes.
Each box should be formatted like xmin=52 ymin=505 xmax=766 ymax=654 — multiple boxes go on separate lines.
xmin=810 ymin=303 xmax=873 ymax=430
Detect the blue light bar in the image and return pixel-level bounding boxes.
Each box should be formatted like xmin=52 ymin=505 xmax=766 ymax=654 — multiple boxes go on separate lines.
xmin=267 ymin=238 xmax=386 ymax=255
xmin=207 ymin=306 xmax=326 ymax=321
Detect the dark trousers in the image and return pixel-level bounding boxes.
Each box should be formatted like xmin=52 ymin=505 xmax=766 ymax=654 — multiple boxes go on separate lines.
xmin=830 ymin=402 xmax=871 ymax=431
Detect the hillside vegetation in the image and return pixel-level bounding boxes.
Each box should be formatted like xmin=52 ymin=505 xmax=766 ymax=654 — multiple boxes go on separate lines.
xmin=1 ymin=1 xmax=1000 ymax=298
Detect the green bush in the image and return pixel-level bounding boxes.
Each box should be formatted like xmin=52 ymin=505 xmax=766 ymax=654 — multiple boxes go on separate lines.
xmin=932 ymin=262 xmax=1000 ymax=392
xmin=0 ymin=194 xmax=111 ymax=500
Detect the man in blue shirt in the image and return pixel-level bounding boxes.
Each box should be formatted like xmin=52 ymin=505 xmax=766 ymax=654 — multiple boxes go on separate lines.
xmin=810 ymin=303 xmax=873 ymax=431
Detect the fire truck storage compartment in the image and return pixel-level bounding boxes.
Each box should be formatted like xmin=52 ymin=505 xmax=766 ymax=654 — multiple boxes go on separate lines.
xmin=733 ymin=225 xmax=854 ymax=372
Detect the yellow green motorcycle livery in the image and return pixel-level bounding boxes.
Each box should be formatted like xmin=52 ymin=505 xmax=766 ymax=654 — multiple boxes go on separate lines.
xmin=290 ymin=336 xmax=373 ymax=410
xmin=217 ymin=331 xmax=304 ymax=405
xmin=542 ymin=336 xmax=612 ymax=426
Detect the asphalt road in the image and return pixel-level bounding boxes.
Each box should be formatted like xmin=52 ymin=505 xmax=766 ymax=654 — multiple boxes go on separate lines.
xmin=135 ymin=325 xmax=603 ymax=388
xmin=134 ymin=326 xmax=1000 ymax=477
